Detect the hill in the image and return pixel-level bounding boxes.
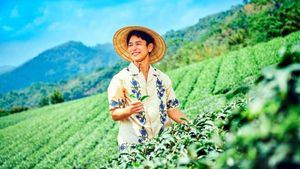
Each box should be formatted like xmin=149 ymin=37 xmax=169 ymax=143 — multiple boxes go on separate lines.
xmin=0 ymin=8 xmax=235 ymax=110
xmin=0 ymin=61 xmax=127 ymax=110
xmin=0 ymin=65 xmax=15 ymax=75
xmin=2 ymin=0 xmax=299 ymax=111
xmin=0 ymin=30 xmax=298 ymax=168
xmin=157 ymin=0 xmax=300 ymax=71
xmin=0 ymin=41 xmax=119 ymax=94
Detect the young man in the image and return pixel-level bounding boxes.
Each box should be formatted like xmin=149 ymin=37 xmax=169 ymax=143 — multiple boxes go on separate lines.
xmin=108 ymin=26 xmax=188 ymax=150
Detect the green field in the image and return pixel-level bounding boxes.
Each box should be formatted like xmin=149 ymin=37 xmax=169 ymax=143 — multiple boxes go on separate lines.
xmin=0 ymin=31 xmax=299 ymax=168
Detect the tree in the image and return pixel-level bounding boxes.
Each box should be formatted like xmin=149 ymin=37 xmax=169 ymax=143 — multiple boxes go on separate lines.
xmin=39 ymin=96 xmax=50 ymax=107
xmin=50 ymin=90 xmax=64 ymax=104
xmin=0 ymin=109 xmax=9 ymax=117
xmin=10 ymin=106 xmax=28 ymax=114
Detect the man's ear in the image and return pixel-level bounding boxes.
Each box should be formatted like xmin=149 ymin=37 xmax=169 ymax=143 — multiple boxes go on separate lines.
xmin=147 ymin=43 xmax=154 ymax=53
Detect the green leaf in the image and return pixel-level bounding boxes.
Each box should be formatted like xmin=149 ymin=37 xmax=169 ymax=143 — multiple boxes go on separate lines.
xmin=180 ymin=117 xmax=189 ymax=123
xmin=129 ymin=94 xmax=136 ymax=99
xmin=140 ymin=95 xmax=149 ymax=101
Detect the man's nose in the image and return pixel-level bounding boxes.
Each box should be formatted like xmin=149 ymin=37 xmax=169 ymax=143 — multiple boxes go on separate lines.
xmin=132 ymin=44 xmax=138 ymax=50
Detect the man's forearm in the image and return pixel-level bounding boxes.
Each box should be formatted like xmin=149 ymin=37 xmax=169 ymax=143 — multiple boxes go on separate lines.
xmin=110 ymin=107 xmax=132 ymax=121
xmin=110 ymin=101 xmax=144 ymax=121
xmin=167 ymin=108 xmax=188 ymax=124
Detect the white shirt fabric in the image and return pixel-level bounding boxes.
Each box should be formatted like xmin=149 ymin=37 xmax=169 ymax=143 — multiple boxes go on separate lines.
xmin=107 ymin=62 xmax=179 ymax=150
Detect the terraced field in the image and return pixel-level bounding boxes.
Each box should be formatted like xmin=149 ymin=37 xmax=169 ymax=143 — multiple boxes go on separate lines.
xmin=0 ymin=31 xmax=299 ymax=168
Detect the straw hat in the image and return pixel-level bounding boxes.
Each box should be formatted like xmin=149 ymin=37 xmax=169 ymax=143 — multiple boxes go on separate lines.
xmin=113 ymin=26 xmax=166 ymax=64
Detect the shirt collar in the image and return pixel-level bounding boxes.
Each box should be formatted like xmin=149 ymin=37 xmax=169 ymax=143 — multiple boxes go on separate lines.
xmin=127 ymin=62 xmax=159 ymax=78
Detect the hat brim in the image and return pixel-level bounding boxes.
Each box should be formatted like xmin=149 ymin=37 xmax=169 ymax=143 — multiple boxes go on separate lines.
xmin=113 ymin=26 xmax=166 ymax=64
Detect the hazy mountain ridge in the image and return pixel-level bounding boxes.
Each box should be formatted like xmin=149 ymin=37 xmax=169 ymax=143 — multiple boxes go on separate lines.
xmin=0 ymin=61 xmax=127 ymax=110
xmin=0 ymin=41 xmax=119 ymax=94
xmin=0 ymin=65 xmax=15 ymax=75
xmin=1 ymin=0 xmax=299 ymax=110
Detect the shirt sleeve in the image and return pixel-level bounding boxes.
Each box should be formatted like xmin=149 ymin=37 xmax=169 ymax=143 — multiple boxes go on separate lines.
xmin=107 ymin=75 xmax=126 ymax=110
xmin=165 ymin=76 xmax=180 ymax=110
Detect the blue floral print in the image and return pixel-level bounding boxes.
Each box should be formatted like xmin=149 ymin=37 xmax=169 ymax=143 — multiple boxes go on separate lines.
xmin=135 ymin=114 xmax=146 ymax=125
xmin=155 ymin=76 xmax=168 ymax=125
xmin=110 ymin=99 xmax=125 ymax=108
xmin=138 ymin=126 xmax=148 ymax=143
xmin=119 ymin=143 xmax=136 ymax=151
xmin=129 ymin=76 xmax=148 ymax=141
xmin=130 ymin=78 xmax=142 ymax=100
xmin=167 ymin=98 xmax=179 ymax=109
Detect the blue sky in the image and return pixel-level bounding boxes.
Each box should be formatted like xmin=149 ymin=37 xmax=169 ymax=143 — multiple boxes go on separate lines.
xmin=0 ymin=0 xmax=242 ymax=67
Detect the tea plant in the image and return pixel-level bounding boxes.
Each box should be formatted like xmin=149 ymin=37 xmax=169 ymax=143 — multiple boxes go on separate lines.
xmin=103 ymin=43 xmax=300 ymax=169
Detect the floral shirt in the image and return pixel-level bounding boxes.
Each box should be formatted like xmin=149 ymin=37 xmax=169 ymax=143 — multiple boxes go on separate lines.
xmin=107 ymin=62 xmax=180 ymax=150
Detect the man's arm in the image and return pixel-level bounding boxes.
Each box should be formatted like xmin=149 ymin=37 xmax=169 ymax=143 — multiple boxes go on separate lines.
xmin=167 ymin=108 xmax=189 ymax=124
xmin=110 ymin=101 xmax=144 ymax=121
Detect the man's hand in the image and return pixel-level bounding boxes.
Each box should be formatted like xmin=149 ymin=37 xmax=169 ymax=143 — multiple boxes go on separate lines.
xmin=127 ymin=101 xmax=145 ymax=115
xmin=167 ymin=108 xmax=189 ymax=124
xmin=110 ymin=101 xmax=144 ymax=121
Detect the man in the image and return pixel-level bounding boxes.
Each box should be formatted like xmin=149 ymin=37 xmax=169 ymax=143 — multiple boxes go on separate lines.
xmin=108 ymin=26 xmax=188 ymax=150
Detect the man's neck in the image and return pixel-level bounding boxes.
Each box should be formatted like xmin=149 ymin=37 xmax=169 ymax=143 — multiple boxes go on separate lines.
xmin=133 ymin=56 xmax=150 ymax=81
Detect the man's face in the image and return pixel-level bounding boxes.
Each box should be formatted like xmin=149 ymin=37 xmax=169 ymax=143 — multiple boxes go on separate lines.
xmin=127 ymin=35 xmax=153 ymax=62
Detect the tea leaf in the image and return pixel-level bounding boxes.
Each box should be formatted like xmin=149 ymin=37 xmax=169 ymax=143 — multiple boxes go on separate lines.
xmin=140 ymin=95 xmax=149 ymax=101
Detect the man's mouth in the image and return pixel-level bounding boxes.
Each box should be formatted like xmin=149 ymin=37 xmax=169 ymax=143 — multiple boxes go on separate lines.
xmin=132 ymin=52 xmax=140 ymax=56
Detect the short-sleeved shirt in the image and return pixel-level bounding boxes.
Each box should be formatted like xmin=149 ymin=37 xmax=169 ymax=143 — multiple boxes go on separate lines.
xmin=107 ymin=62 xmax=179 ymax=150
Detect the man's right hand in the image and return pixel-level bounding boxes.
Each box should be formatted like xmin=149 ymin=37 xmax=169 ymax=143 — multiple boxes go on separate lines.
xmin=127 ymin=101 xmax=145 ymax=115
xmin=110 ymin=101 xmax=144 ymax=121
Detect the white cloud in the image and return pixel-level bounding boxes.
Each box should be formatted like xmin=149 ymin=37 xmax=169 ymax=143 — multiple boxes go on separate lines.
xmin=12 ymin=6 xmax=49 ymax=37
xmin=76 ymin=9 xmax=84 ymax=18
xmin=10 ymin=5 xmax=19 ymax=18
xmin=0 ymin=0 xmax=242 ymax=66
xmin=47 ymin=22 xmax=61 ymax=31
xmin=2 ymin=25 xmax=13 ymax=32
xmin=33 ymin=16 xmax=46 ymax=26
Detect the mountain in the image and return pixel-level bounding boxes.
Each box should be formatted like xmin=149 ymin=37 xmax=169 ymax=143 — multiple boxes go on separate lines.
xmin=158 ymin=0 xmax=300 ymax=71
xmin=0 ymin=60 xmax=127 ymax=110
xmin=0 ymin=8 xmax=239 ymax=109
xmin=157 ymin=5 xmax=242 ymax=70
xmin=0 ymin=30 xmax=298 ymax=168
xmin=163 ymin=7 xmax=238 ymax=54
xmin=0 ymin=8 xmax=236 ymax=109
xmin=0 ymin=1 xmax=299 ymax=167
xmin=0 ymin=65 xmax=15 ymax=75
xmin=1 ymin=0 xmax=299 ymax=109
xmin=0 ymin=41 xmax=119 ymax=94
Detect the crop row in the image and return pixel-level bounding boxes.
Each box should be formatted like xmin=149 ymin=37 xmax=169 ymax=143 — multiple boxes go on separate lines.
xmin=0 ymin=94 xmax=107 ymax=169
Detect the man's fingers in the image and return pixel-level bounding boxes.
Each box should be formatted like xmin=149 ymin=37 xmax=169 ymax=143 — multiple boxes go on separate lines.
xmin=131 ymin=102 xmax=143 ymax=108
xmin=129 ymin=101 xmax=144 ymax=114
xmin=131 ymin=101 xmax=142 ymax=105
xmin=132 ymin=106 xmax=144 ymax=112
xmin=132 ymin=106 xmax=144 ymax=113
xmin=130 ymin=103 xmax=143 ymax=109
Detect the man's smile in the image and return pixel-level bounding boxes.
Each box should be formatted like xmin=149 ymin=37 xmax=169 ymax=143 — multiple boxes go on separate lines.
xmin=132 ymin=52 xmax=140 ymax=56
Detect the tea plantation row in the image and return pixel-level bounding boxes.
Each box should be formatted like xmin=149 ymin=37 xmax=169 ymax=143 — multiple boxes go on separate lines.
xmin=0 ymin=31 xmax=299 ymax=168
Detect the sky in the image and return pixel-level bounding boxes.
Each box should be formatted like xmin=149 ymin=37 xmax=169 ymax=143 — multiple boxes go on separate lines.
xmin=0 ymin=0 xmax=242 ymax=67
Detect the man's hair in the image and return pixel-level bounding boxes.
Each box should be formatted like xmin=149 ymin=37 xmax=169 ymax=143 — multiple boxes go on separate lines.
xmin=126 ymin=30 xmax=154 ymax=46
